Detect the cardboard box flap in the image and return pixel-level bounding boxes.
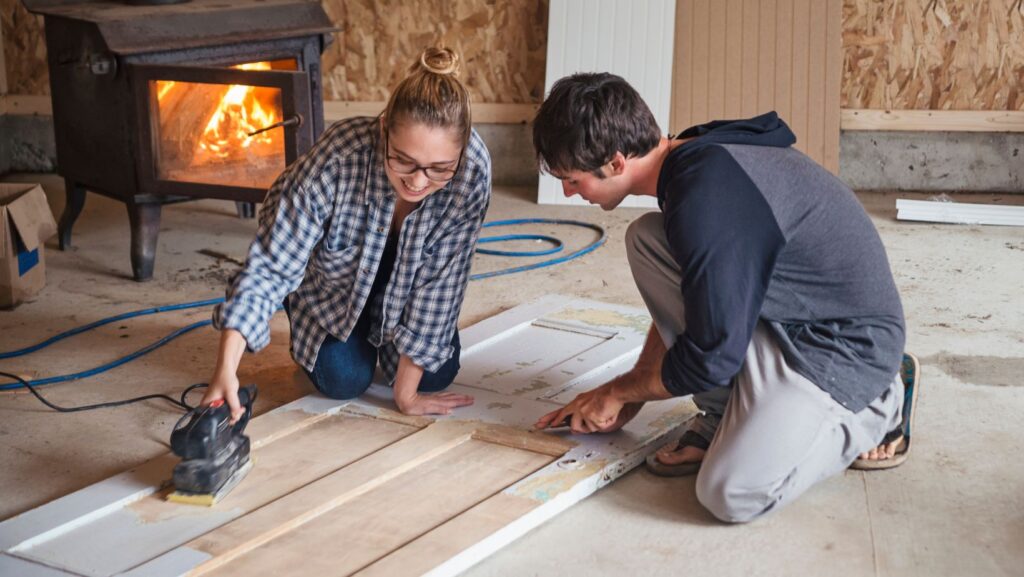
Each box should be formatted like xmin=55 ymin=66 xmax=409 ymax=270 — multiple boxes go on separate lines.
xmin=3 ymin=185 xmax=58 ymax=253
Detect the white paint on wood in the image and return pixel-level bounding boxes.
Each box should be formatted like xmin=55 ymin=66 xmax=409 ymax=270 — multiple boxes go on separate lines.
xmin=896 ymin=199 xmax=1024 ymax=227
xmin=537 ymin=0 xmax=676 ymax=209
xmin=0 ymin=553 xmax=77 ymax=576
xmin=0 ymin=296 xmax=695 ymax=577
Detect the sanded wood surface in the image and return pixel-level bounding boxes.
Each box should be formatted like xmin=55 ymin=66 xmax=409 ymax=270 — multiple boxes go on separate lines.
xmin=202 ymin=428 xmax=558 ymax=576
xmin=15 ymin=412 xmax=419 ymax=576
xmin=1 ymin=296 xmax=696 ymax=577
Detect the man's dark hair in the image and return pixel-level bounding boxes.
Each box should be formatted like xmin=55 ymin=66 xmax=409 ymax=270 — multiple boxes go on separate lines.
xmin=533 ymin=72 xmax=661 ymax=178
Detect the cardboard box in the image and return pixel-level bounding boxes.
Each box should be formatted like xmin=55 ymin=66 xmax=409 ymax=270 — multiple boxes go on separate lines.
xmin=1 ymin=183 xmax=58 ymax=309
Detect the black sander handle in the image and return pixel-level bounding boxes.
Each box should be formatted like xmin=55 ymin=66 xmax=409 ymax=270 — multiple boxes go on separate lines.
xmin=233 ymin=384 xmax=257 ymax=434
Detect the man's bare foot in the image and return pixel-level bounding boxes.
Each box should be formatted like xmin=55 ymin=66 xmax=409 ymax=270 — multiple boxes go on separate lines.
xmin=655 ymin=443 xmax=706 ymax=465
xmin=858 ymin=436 xmax=903 ymax=461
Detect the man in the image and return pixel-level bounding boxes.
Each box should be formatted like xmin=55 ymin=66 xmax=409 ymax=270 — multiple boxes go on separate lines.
xmin=532 ymin=73 xmax=915 ymax=523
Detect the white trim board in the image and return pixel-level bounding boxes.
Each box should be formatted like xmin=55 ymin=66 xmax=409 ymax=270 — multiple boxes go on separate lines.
xmin=896 ymin=199 xmax=1024 ymax=227
xmin=536 ymin=0 xmax=676 ymax=209
xmin=0 ymin=296 xmax=695 ymax=577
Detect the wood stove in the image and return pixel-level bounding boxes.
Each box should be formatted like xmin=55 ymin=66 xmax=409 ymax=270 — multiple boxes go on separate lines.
xmin=23 ymin=0 xmax=336 ymax=280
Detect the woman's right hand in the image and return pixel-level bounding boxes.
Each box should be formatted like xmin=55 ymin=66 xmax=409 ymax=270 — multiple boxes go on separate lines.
xmin=201 ymin=372 xmax=245 ymax=424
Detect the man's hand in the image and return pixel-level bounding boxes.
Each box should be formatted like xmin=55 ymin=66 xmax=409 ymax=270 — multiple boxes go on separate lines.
xmin=535 ymin=383 xmax=643 ymax=434
xmin=396 ymin=391 xmax=474 ymax=416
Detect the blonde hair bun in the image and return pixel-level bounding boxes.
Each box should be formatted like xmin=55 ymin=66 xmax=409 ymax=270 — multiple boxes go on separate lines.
xmin=417 ymin=47 xmax=461 ymax=77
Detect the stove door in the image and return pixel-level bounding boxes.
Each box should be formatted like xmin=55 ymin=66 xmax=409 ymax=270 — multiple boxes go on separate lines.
xmin=131 ymin=63 xmax=315 ymax=201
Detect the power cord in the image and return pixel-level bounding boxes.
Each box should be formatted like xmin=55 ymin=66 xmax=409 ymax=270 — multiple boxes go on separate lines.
xmin=0 ymin=217 xmax=606 ymax=410
xmin=0 ymin=370 xmax=206 ymax=413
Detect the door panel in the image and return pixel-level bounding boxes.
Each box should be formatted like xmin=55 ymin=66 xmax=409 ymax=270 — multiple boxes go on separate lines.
xmin=0 ymin=297 xmax=696 ymax=577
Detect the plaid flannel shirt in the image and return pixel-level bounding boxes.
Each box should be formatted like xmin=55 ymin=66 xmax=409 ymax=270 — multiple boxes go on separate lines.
xmin=213 ymin=117 xmax=491 ymax=381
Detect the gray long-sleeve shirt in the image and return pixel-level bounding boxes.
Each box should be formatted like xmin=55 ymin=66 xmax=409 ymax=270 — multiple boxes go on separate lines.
xmin=657 ymin=112 xmax=905 ymax=412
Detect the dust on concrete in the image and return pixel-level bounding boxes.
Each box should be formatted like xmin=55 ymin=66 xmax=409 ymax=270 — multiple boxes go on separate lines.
xmin=926 ymin=353 xmax=1023 ymax=387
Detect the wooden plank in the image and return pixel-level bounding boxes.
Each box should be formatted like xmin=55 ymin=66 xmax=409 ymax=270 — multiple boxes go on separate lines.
xmin=706 ymin=0 xmax=726 ymax=121
xmin=789 ymin=0 xmax=810 ymax=155
xmin=805 ymin=0 xmax=827 ymax=167
xmin=723 ymin=0 xmax=743 ymax=117
xmin=823 ymin=0 xmax=842 ymax=173
xmin=1 ymin=296 xmax=697 ymax=577
xmin=186 ymin=422 xmax=564 ymax=576
xmin=322 ymin=101 xmax=538 ymax=125
xmin=690 ymin=0 xmax=710 ymax=124
xmin=739 ymin=0 xmax=760 ymax=118
xmin=841 ymin=109 xmax=1024 ymax=132
xmin=773 ymin=0 xmax=793 ymax=126
xmin=0 ymin=553 xmax=77 ymax=576
xmin=0 ymin=94 xmax=51 ymax=115
xmin=756 ymin=0 xmax=776 ymax=116
xmin=669 ymin=0 xmax=693 ymax=131
xmin=0 ymin=18 xmax=8 ymax=96
xmin=12 ymin=414 xmax=419 ymax=576
xmin=895 ymin=199 xmax=1024 ymax=227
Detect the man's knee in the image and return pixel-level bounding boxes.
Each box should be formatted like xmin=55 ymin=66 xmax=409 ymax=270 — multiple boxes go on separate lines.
xmin=695 ymin=468 xmax=772 ymax=524
xmin=625 ymin=212 xmax=663 ymax=265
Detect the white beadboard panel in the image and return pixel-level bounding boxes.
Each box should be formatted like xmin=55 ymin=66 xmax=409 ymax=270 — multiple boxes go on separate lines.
xmin=538 ymin=0 xmax=677 ymax=209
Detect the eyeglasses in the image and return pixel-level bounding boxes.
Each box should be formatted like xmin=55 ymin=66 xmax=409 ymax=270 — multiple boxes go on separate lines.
xmin=384 ymin=132 xmax=463 ymax=182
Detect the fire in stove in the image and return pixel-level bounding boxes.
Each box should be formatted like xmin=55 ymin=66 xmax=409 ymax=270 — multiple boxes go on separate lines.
xmin=153 ymin=60 xmax=296 ymax=189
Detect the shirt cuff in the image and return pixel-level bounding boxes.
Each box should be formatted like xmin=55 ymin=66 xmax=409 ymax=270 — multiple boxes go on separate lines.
xmin=392 ymin=324 xmax=454 ymax=373
xmin=212 ymin=297 xmax=273 ymax=353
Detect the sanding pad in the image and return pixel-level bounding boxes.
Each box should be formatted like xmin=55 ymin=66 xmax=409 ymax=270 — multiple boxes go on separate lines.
xmin=167 ymin=458 xmax=253 ymax=507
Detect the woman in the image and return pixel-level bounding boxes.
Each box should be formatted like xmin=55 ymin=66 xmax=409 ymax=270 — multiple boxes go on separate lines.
xmin=202 ymin=47 xmax=489 ymax=420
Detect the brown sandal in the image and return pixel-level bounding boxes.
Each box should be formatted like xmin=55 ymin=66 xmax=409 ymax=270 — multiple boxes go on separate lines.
xmin=645 ymin=429 xmax=710 ymax=477
xmin=850 ymin=353 xmax=920 ymax=470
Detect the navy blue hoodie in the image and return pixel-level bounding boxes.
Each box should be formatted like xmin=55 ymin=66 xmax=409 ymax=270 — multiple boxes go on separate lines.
xmin=657 ymin=112 xmax=905 ymax=412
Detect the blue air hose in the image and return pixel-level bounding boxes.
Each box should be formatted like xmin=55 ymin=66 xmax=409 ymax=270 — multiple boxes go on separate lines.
xmin=0 ymin=218 xmax=605 ymax=391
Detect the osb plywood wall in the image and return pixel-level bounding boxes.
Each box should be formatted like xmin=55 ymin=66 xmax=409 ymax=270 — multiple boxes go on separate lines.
xmin=2 ymin=0 xmax=1022 ymax=111
xmin=0 ymin=0 xmax=548 ymax=102
xmin=320 ymin=0 xmax=547 ymax=103
xmin=1 ymin=0 xmax=47 ymax=95
xmin=843 ymin=0 xmax=1024 ymax=110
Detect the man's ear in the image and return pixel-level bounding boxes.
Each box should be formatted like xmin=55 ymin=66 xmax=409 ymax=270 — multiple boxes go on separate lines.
xmin=607 ymin=152 xmax=628 ymax=176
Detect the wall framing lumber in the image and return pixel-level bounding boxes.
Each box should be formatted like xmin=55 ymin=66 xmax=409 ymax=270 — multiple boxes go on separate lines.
xmin=841 ymin=108 xmax=1024 ymax=132
xmin=322 ymin=101 xmax=538 ymax=124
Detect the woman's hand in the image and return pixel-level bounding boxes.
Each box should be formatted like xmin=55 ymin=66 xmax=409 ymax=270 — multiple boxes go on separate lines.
xmin=395 ymin=391 xmax=474 ymax=416
xmin=200 ymin=372 xmax=246 ymax=423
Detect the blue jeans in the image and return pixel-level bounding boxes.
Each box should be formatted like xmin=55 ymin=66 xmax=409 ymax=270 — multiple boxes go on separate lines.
xmin=286 ymin=299 xmax=461 ymax=400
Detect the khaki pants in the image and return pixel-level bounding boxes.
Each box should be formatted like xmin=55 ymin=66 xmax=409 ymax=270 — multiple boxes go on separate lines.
xmin=626 ymin=212 xmax=902 ymax=522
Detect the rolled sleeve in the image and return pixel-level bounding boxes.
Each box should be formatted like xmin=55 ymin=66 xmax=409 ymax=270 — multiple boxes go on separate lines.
xmin=394 ymin=165 xmax=491 ymax=371
xmin=213 ymin=161 xmax=332 ymax=352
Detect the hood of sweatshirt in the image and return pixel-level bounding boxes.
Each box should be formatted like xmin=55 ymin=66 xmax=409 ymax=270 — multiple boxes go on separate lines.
xmin=675 ymin=111 xmax=796 ymax=148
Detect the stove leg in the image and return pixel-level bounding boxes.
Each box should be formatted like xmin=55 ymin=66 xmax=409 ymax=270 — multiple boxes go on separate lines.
xmin=127 ymin=202 xmax=161 ymax=282
xmin=59 ymin=180 xmax=87 ymax=250
xmin=235 ymin=201 xmax=256 ymax=219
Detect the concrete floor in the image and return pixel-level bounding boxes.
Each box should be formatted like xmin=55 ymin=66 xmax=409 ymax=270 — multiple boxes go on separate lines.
xmin=1 ymin=173 xmax=1022 ymax=576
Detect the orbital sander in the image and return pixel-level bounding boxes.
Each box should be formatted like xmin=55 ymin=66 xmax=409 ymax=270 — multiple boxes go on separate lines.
xmin=167 ymin=385 xmax=257 ymax=506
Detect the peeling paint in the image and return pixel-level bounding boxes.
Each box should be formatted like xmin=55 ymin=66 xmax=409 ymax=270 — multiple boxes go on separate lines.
xmin=482 ymin=368 xmax=516 ymax=380
xmin=546 ymin=308 xmax=651 ymax=335
xmin=512 ymin=378 xmax=552 ymax=396
xmin=508 ymin=459 xmax=607 ymax=503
